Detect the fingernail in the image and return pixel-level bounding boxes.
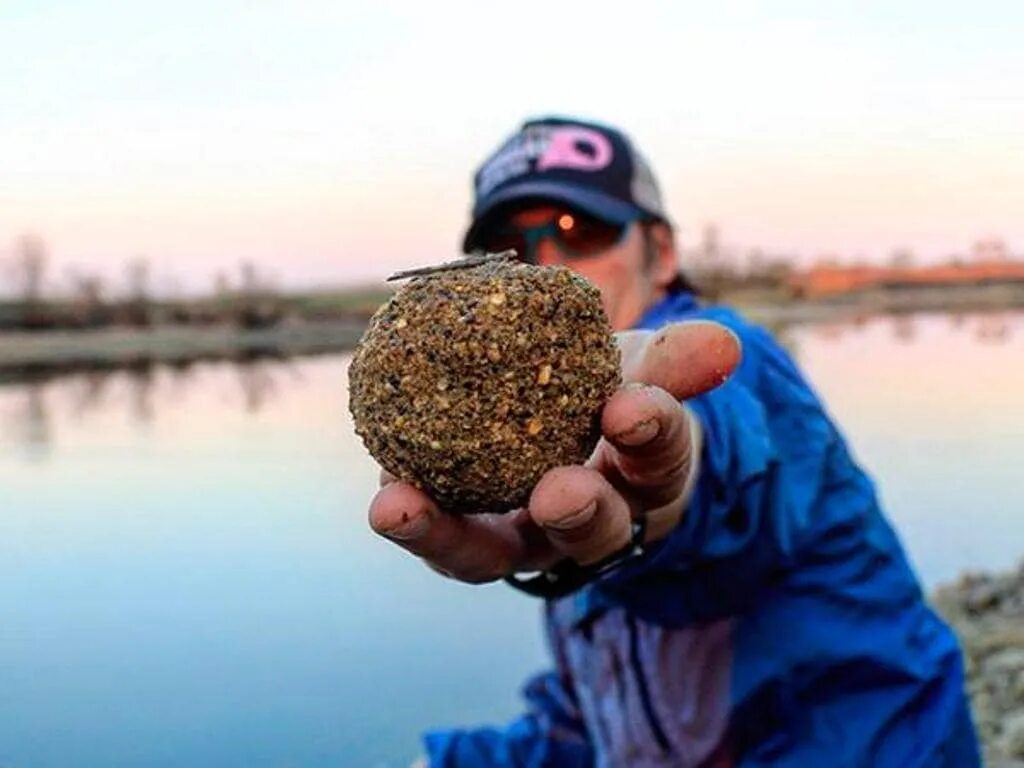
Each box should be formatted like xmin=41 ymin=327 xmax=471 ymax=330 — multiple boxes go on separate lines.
xmin=543 ymin=501 xmax=597 ymax=531
xmin=382 ymin=511 xmax=431 ymax=540
xmin=614 ymin=417 xmax=660 ymax=447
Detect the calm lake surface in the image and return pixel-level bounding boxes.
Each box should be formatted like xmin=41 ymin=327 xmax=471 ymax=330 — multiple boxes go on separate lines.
xmin=2 ymin=310 xmax=1022 ymax=767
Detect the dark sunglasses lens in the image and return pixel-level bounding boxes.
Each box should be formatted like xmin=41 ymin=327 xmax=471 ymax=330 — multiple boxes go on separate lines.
xmin=556 ymin=213 xmax=626 ymax=257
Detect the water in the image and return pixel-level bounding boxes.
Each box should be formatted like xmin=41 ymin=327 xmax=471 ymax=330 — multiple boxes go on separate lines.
xmin=1 ymin=311 xmax=1022 ymax=767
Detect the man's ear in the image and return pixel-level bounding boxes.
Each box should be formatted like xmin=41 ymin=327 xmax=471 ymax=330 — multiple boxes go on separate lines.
xmin=646 ymin=222 xmax=680 ymax=290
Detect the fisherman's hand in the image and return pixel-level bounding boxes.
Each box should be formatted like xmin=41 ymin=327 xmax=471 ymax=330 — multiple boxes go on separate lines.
xmin=368 ymin=321 xmax=740 ymax=583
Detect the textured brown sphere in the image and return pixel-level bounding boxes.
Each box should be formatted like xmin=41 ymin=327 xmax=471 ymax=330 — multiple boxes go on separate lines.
xmin=348 ymin=256 xmax=621 ymax=513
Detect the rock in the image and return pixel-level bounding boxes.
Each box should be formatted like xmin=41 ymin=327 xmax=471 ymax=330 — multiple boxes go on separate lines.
xmin=999 ymin=711 xmax=1024 ymax=758
xmin=966 ymin=581 xmax=1003 ymax=614
xmin=985 ymin=650 xmax=1024 ymax=676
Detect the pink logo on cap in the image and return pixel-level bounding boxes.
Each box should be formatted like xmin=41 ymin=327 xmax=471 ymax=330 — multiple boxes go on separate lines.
xmin=536 ymin=126 xmax=613 ymax=172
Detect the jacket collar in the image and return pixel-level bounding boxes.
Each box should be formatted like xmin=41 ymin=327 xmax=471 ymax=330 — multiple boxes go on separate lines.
xmin=634 ymin=290 xmax=699 ymax=331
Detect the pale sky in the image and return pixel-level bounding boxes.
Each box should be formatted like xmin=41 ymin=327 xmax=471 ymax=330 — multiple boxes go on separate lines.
xmin=2 ymin=0 xmax=1023 ymax=295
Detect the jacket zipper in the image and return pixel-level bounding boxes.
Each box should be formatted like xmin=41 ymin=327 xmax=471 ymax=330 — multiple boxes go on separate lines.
xmin=627 ymin=613 xmax=672 ymax=756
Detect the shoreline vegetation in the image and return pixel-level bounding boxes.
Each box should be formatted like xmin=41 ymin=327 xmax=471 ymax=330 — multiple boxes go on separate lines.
xmin=2 ymin=281 xmax=1023 ymax=375
xmin=3 ymin=229 xmax=1022 ymax=374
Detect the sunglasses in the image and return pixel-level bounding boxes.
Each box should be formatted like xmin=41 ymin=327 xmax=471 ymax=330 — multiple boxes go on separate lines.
xmin=473 ymin=209 xmax=640 ymax=265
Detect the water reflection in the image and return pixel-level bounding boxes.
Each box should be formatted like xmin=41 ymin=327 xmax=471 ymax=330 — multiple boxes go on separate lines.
xmin=0 ymin=359 xmax=307 ymax=460
xmin=797 ymin=309 xmax=1020 ymax=347
xmin=3 ymin=308 xmax=1018 ymax=461
xmin=3 ymin=382 xmax=52 ymax=461
xmin=0 ymin=355 xmax=547 ymax=768
xmin=892 ymin=315 xmax=917 ymax=343
xmin=911 ymin=310 xmax=1017 ymax=344
xmin=974 ymin=314 xmax=1012 ymax=343
xmin=790 ymin=308 xmax=1024 ymax=589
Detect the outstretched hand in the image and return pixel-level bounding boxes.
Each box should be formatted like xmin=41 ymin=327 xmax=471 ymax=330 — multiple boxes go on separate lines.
xmin=368 ymin=321 xmax=741 ymax=584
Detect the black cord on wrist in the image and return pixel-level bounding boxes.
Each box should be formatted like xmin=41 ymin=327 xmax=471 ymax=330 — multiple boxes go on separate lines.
xmin=504 ymin=515 xmax=647 ymax=599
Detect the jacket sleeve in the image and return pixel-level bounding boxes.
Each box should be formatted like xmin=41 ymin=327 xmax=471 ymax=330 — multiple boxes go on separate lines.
xmin=422 ymin=605 xmax=593 ymax=768
xmin=598 ymin=320 xmax=873 ymax=625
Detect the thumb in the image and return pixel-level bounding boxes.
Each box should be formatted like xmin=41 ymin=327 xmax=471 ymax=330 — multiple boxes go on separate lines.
xmin=617 ymin=321 xmax=741 ymax=401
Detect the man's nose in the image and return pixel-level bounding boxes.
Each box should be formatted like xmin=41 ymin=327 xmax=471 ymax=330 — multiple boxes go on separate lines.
xmin=533 ymin=237 xmax=564 ymax=267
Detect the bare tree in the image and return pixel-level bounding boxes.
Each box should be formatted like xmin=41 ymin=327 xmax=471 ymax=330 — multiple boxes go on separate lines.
xmin=71 ymin=272 xmax=104 ymax=305
xmin=888 ymin=248 xmax=915 ymax=269
xmin=971 ymin=238 xmax=1008 ymax=262
xmin=11 ymin=234 xmax=48 ymax=303
xmin=236 ymin=260 xmax=282 ymax=328
xmin=213 ymin=271 xmax=231 ymax=298
xmin=745 ymin=248 xmax=767 ymax=278
xmin=125 ymin=256 xmax=150 ymax=302
xmin=123 ymin=256 xmax=152 ymax=326
xmin=240 ymin=259 xmax=259 ymax=298
xmin=66 ymin=268 xmax=108 ymax=327
xmin=700 ymin=223 xmax=721 ymax=261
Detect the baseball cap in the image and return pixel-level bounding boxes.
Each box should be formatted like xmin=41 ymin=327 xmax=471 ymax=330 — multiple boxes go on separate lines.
xmin=462 ymin=116 xmax=670 ymax=253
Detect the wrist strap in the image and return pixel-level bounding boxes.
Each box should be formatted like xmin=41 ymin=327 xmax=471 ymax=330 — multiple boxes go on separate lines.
xmin=504 ymin=515 xmax=647 ymax=599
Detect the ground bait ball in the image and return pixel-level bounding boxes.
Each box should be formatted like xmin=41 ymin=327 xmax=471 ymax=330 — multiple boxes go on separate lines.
xmin=348 ymin=255 xmax=621 ymax=513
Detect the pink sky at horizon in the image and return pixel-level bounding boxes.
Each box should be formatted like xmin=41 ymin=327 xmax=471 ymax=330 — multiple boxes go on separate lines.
xmin=3 ymin=2 xmax=1023 ymax=296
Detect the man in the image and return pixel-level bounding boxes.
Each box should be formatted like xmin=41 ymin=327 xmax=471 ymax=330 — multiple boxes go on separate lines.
xmin=368 ymin=116 xmax=980 ymax=766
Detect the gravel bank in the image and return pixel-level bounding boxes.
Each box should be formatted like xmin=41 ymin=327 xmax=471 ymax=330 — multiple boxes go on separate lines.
xmin=933 ymin=562 xmax=1024 ymax=766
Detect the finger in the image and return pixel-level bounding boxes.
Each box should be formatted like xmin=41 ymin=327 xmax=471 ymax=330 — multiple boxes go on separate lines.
xmin=379 ymin=468 xmax=398 ymax=487
xmin=528 ymin=466 xmax=633 ymax=566
xmin=368 ymin=482 xmax=528 ymax=583
xmin=619 ymin=321 xmax=741 ymax=400
xmin=600 ymin=384 xmax=694 ymax=507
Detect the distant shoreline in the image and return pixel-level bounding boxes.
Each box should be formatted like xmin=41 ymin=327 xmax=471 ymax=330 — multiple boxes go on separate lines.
xmin=2 ymin=286 xmax=1022 ymax=377
xmin=0 ymin=320 xmax=367 ymax=376
xmin=737 ymin=282 xmax=1024 ymax=326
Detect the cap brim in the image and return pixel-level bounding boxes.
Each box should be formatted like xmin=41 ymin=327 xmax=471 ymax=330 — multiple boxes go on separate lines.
xmin=462 ymin=180 xmax=645 ymax=253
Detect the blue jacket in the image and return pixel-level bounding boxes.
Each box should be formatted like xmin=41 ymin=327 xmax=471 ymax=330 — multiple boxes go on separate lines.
xmin=423 ymin=292 xmax=979 ymax=767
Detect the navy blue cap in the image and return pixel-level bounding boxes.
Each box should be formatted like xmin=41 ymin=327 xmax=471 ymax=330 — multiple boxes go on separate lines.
xmin=462 ymin=116 xmax=669 ymax=253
